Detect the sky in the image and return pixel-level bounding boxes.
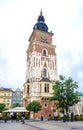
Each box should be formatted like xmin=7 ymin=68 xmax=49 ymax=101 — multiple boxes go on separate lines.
xmin=0 ymin=0 xmax=83 ymax=92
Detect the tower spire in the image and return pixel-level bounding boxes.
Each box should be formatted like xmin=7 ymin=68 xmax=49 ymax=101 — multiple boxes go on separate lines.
xmin=40 ymin=9 xmax=42 ymax=15
xmin=33 ymin=10 xmax=48 ymax=32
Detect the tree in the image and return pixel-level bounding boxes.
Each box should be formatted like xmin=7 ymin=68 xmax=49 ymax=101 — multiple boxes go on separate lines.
xmin=12 ymin=103 xmax=21 ymax=108
xmin=26 ymin=101 xmax=42 ymax=119
xmin=0 ymin=103 xmax=6 ymax=113
xmin=50 ymin=75 xmax=80 ymax=114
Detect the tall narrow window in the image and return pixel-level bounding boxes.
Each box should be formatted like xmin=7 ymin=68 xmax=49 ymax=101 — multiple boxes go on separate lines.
xmin=27 ymin=85 xmax=29 ymax=93
xmin=44 ymin=84 xmax=49 ymax=93
xmin=43 ymin=50 xmax=46 ymax=56
xmin=33 ymin=57 xmax=35 ymax=67
xmin=43 ymin=68 xmax=47 ymax=77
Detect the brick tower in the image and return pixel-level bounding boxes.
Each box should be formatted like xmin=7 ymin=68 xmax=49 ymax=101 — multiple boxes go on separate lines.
xmin=23 ymin=10 xmax=57 ymax=119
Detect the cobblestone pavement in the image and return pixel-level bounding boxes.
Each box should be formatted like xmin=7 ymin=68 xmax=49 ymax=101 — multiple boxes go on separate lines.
xmin=25 ymin=120 xmax=83 ymax=130
xmin=0 ymin=120 xmax=83 ymax=130
xmin=0 ymin=120 xmax=42 ymax=130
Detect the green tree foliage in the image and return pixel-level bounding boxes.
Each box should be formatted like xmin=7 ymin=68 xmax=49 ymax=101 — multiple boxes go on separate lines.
xmin=50 ymin=75 xmax=80 ymax=113
xmin=12 ymin=103 xmax=21 ymax=108
xmin=26 ymin=101 xmax=42 ymax=119
xmin=0 ymin=103 xmax=6 ymax=113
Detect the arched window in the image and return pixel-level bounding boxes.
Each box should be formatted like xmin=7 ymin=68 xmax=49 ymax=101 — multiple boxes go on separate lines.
xmin=42 ymin=49 xmax=48 ymax=56
xmin=43 ymin=50 xmax=46 ymax=56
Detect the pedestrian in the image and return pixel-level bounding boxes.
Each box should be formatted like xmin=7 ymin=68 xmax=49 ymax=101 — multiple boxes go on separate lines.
xmin=21 ymin=113 xmax=25 ymax=124
xmin=48 ymin=114 xmax=51 ymax=121
xmin=21 ymin=116 xmax=25 ymax=124
xmin=66 ymin=112 xmax=69 ymax=121
xmin=16 ymin=113 xmax=19 ymax=122
xmin=54 ymin=110 xmax=58 ymax=121
xmin=10 ymin=113 xmax=14 ymax=122
xmin=63 ymin=112 xmax=67 ymax=122
xmin=71 ymin=112 xmax=74 ymax=122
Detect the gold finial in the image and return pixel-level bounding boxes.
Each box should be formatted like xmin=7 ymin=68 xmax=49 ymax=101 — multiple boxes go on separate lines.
xmin=40 ymin=9 xmax=42 ymax=15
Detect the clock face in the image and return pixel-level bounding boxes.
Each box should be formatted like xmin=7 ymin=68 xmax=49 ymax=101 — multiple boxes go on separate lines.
xmin=40 ymin=33 xmax=47 ymax=41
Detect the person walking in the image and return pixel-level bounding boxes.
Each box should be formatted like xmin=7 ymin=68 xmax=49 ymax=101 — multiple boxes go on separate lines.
xmin=54 ymin=110 xmax=58 ymax=121
xmin=66 ymin=112 xmax=69 ymax=121
xmin=63 ymin=112 xmax=67 ymax=122
xmin=71 ymin=112 xmax=74 ymax=121
xmin=10 ymin=113 xmax=14 ymax=122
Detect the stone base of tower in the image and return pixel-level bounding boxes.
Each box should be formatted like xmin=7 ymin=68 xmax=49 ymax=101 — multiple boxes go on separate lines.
xmin=24 ymin=99 xmax=58 ymax=120
xmin=37 ymin=100 xmax=57 ymax=119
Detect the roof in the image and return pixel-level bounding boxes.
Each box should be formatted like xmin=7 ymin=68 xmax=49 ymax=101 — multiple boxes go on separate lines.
xmin=3 ymin=107 xmax=28 ymax=113
xmin=0 ymin=87 xmax=12 ymax=91
xmin=40 ymin=77 xmax=51 ymax=82
xmin=79 ymin=93 xmax=83 ymax=97
xmin=33 ymin=10 xmax=48 ymax=32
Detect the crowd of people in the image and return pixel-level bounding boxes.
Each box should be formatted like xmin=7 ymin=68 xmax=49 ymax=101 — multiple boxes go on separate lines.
xmin=63 ymin=112 xmax=74 ymax=122
xmin=40 ymin=110 xmax=76 ymax=122
xmin=10 ymin=112 xmax=25 ymax=123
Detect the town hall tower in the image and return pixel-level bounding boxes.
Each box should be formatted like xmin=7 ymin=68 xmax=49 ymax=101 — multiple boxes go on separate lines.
xmin=23 ymin=10 xmax=57 ymax=118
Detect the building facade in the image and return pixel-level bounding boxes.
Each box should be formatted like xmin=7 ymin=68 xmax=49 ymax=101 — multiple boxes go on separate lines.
xmin=70 ymin=93 xmax=83 ymax=115
xmin=0 ymin=87 xmax=12 ymax=109
xmin=23 ymin=10 xmax=57 ymax=119
xmin=12 ymin=88 xmax=23 ymax=107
